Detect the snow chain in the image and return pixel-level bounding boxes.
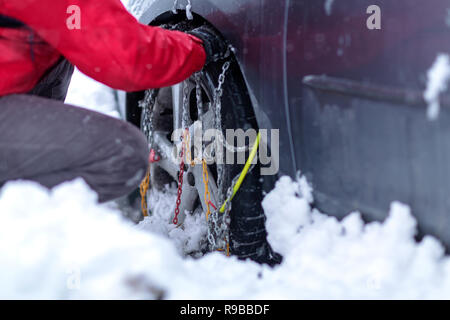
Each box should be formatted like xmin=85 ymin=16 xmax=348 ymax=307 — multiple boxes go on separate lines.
xmin=138 ymin=89 xmax=158 ymax=217
xmin=138 ymin=43 xmax=257 ymax=257
xmin=173 ymin=130 xmax=187 ymax=225
xmin=203 ymin=57 xmax=260 ymax=255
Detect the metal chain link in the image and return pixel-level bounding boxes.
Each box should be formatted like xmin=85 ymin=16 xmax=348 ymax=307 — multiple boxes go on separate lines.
xmin=214 ymin=60 xmax=231 ymax=206
xmin=207 ymin=162 xmax=257 ymax=252
xmin=139 ymin=89 xmax=158 ymax=148
xmin=173 ymin=133 xmax=186 ymax=225
xmin=203 ymin=59 xmax=235 ymax=252
xmin=172 ymin=0 xmax=178 ymax=13
xmin=204 ymin=55 xmax=259 ymax=254
xmin=195 ymin=72 xmax=203 ymax=123
xmin=172 ymin=76 xmax=194 ymax=225
xmin=175 ymin=78 xmax=192 ymax=224
xmin=172 ymin=0 xmax=193 ymax=20
xmin=138 ymin=89 xmax=159 ymax=217
xmin=182 ymin=81 xmax=190 ymax=129
xmin=208 ymin=172 xmax=236 ymax=251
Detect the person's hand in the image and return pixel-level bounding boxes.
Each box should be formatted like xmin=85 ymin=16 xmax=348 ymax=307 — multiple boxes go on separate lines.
xmin=188 ymin=26 xmax=232 ymax=65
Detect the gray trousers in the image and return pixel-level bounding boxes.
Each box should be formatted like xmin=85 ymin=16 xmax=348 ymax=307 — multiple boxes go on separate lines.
xmin=0 ymin=60 xmax=149 ymax=202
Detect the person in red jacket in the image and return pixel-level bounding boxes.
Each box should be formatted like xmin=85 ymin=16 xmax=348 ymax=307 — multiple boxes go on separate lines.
xmin=0 ymin=0 xmax=228 ymax=202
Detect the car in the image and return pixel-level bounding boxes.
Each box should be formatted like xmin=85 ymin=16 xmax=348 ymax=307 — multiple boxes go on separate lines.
xmin=125 ymin=0 xmax=450 ymax=261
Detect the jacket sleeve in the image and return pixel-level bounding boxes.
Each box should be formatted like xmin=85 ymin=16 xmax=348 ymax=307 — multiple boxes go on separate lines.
xmin=0 ymin=0 xmax=206 ymax=91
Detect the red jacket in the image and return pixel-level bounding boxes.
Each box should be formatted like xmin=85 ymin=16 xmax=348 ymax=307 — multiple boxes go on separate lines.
xmin=0 ymin=0 xmax=206 ymax=96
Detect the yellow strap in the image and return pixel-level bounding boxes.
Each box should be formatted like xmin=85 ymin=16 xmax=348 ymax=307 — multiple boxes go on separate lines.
xmin=184 ymin=130 xmax=196 ymax=167
xmin=202 ymin=159 xmax=212 ymax=220
xmin=219 ymin=132 xmax=261 ymax=213
xmin=139 ymin=168 xmax=150 ymax=217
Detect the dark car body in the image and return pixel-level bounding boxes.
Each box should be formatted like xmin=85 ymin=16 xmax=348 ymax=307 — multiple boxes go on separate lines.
xmin=131 ymin=0 xmax=450 ymax=247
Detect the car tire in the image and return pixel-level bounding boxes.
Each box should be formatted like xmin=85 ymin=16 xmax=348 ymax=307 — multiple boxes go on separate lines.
xmin=126 ymin=23 xmax=281 ymax=266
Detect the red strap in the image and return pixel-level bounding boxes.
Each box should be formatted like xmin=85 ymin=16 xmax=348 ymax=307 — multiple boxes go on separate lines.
xmin=149 ymin=149 xmax=160 ymax=163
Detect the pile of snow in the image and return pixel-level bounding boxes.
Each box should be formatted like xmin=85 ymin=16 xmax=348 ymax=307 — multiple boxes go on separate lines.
xmin=2 ymin=176 xmax=450 ymax=299
xmin=0 ymin=179 xmax=176 ymax=299
xmin=262 ymin=177 xmax=450 ymax=299
xmin=137 ymin=185 xmax=208 ymax=256
xmin=0 ymin=179 xmax=263 ymax=299
xmin=424 ymin=53 xmax=450 ymax=120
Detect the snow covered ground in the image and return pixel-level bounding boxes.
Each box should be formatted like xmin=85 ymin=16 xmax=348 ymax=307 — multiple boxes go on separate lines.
xmin=5 ymin=69 xmax=450 ymax=299
xmin=3 ymin=161 xmax=450 ymax=299
xmin=2 ymin=0 xmax=450 ymax=300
